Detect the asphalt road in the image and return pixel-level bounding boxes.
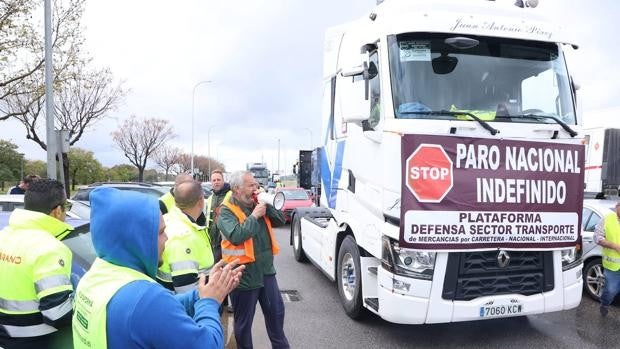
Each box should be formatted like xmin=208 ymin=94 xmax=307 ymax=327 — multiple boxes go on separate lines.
xmin=234 ymin=225 xmax=619 ymax=349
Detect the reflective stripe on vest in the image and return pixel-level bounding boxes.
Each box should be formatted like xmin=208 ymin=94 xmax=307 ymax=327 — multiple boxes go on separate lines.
xmin=1 ymin=323 xmax=57 ymax=337
xmin=602 ymin=213 xmax=620 ymax=271
xmin=220 ymin=201 xmax=280 ymax=264
xmin=34 ymin=275 xmax=71 ymax=294
xmin=73 ymin=258 xmax=154 ymax=349
xmin=156 ymin=269 xmax=172 ymax=282
xmin=170 ymin=260 xmax=199 ymax=272
xmin=0 ymin=298 xmax=39 ymax=312
xmin=41 ymin=296 xmax=72 ymax=321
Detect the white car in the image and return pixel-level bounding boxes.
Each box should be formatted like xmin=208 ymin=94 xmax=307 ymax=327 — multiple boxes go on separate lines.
xmin=0 ymin=194 xmax=89 ymax=219
xmin=0 ymin=194 xmax=25 ymax=212
xmin=581 ymin=198 xmax=619 ymax=300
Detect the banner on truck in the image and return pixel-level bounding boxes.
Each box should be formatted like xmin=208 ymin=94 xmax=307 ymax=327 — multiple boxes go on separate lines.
xmin=400 ymin=134 xmax=585 ymax=250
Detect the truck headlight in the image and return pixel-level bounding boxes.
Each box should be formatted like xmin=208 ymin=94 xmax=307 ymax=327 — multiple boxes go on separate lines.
xmin=561 ymin=246 xmax=581 ymax=271
xmin=381 ymin=236 xmax=435 ymax=280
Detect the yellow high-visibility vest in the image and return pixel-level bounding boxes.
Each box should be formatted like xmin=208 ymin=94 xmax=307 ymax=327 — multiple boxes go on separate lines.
xmin=73 ymin=258 xmax=154 ymax=349
xmin=602 ymin=213 xmax=620 ymax=271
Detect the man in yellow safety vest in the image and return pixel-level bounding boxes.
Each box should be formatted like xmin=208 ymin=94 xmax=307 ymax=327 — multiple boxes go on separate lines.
xmin=595 ymin=201 xmax=620 ymax=316
xmin=0 ymin=179 xmax=74 ymax=349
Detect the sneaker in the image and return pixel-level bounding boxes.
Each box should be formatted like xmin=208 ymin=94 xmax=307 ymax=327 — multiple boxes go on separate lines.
xmin=600 ymin=306 xmax=609 ymax=317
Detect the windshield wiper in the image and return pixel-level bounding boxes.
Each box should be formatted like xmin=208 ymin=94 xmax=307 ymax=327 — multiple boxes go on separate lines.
xmin=398 ymin=110 xmax=499 ymax=135
xmin=496 ymin=114 xmax=577 ymax=137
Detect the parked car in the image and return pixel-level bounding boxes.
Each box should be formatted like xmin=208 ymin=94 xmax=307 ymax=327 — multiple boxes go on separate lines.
xmin=275 ymin=187 xmax=314 ymax=223
xmin=0 ymin=194 xmax=90 ymax=220
xmin=0 ymin=194 xmax=25 ymax=212
xmin=72 ymin=182 xmax=170 ymax=203
xmin=582 ymin=199 xmax=619 ymax=300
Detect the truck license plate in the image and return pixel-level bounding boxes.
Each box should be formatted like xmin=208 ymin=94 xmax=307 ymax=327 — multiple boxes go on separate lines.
xmin=479 ymin=302 xmax=523 ymax=318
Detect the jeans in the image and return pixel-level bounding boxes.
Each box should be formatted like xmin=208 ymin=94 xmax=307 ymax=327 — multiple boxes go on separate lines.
xmin=600 ymin=268 xmax=620 ymax=307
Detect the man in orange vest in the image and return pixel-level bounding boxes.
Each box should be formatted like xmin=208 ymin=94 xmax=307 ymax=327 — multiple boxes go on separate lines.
xmin=216 ymin=171 xmax=289 ymax=349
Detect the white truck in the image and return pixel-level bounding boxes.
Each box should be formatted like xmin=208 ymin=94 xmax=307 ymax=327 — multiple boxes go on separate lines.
xmin=582 ymin=108 xmax=620 ymax=198
xmin=290 ymin=0 xmax=585 ymax=324
xmin=246 ymin=162 xmax=270 ymax=188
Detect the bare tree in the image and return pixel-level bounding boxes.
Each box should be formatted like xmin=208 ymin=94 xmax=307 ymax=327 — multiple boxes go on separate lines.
xmin=153 ymin=145 xmax=182 ymax=181
xmin=176 ymin=153 xmax=191 ymax=174
xmin=7 ymin=67 xmax=124 ymax=150
xmin=1 ymin=0 xmax=87 ymax=120
xmin=112 ymin=116 xmax=176 ymax=182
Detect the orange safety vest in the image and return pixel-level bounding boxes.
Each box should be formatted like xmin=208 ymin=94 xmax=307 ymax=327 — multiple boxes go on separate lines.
xmin=220 ymin=201 xmax=280 ymax=264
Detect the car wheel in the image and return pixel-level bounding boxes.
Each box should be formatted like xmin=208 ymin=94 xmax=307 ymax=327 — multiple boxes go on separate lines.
xmin=337 ymin=235 xmax=365 ymax=319
xmin=583 ymin=258 xmax=604 ymax=301
xmin=292 ymin=214 xmax=307 ymax=262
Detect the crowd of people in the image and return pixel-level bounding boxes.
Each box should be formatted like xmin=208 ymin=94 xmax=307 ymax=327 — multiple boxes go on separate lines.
xmin=0 ymin=170 xmax=290 ymax=349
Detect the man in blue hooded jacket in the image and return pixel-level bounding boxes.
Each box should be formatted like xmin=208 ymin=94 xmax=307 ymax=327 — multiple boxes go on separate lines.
xmin=72 ymin=187 xmax=244 ymax=349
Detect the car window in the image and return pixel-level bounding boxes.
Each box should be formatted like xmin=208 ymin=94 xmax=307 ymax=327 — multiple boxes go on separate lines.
xmin=582 ymin=208 xmax=593 ymax=231
xmin=73 ymin=189 xmax=92 ymax=201
xmin=584 ymin=211 xmax=602 ymax=232
xmin=62 ymin=224 xmax=97 ymax=267
xmin=282 ymin=190 xmax=309 ymax=200
xmin=115 ymin=187 xmax=162 ymax=199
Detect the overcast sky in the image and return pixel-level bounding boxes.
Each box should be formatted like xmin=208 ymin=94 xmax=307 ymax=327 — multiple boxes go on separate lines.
xmin=2 ymin=0 xmax=619 ymax=175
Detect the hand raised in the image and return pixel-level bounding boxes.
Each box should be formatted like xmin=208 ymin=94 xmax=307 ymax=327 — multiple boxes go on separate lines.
xmin=198 ymin=259 xmax=245 ymax=303
xmin=251 ymin=203 xmax=267 ymax=219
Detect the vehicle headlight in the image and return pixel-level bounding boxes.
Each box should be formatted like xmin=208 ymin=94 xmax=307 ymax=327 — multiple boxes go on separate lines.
xmin=561 ymin=246 xmax=581 ymax=270
xmin=381 ymin=236 xmax=435 ymax=280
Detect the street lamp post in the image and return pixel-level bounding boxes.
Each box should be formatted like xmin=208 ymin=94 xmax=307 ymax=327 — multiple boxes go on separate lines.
xmin=191 ymin=80 xmax=212 ymax=177
xmin=207 ymin=125 xmax=219 ymax=180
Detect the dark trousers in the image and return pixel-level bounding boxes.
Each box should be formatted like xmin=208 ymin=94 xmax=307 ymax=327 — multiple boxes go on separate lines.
xmin=230 ymin=275 xmax=290 ymax=349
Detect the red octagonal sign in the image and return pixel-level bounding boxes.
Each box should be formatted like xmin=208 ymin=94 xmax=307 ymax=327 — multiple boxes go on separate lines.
xmin=406 ymin=144 xmax=454 ymax=203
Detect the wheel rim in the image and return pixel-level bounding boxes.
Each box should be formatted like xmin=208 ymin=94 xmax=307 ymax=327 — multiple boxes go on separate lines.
xmin=586 ymin=263 xmax=605 ymax=298
xmin=293 ymin=221 xmax=300 ymax=251
xmin=340 ymin=252 xmax=356 ymax=301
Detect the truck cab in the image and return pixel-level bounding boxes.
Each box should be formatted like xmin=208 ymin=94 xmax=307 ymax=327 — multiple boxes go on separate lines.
xmin=292 ymin=0 xmax=585 ymax=324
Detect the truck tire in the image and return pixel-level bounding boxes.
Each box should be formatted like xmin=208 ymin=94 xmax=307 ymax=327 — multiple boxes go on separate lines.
xmin=583 ymin=258 xmax=604 ymax=301
xmin=337 ymin=235 xmax=364 ymax=319
xmin=292 ymin=214 xmax=307 ymax=262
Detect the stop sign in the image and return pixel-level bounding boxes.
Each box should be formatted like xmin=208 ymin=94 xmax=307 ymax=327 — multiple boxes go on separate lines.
xmin=406 ymin=144 xmax=453 ymax=203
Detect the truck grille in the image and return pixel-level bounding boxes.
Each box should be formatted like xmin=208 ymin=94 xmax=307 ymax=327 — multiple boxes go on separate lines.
xmin=442 ymin=250 xmax=554 ymax=301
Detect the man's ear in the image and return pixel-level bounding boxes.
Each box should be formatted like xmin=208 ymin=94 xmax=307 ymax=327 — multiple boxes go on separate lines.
xmin=49 ymin=205 xmax=63 ymax=220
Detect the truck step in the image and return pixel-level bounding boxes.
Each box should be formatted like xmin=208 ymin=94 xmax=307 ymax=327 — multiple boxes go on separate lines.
xmin=364 ymin=298 xmax=379 ymax=311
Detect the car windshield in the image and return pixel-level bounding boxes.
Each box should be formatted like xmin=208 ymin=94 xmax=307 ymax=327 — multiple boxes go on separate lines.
xmin=252 ymin=170 xmax=269 ymax=177
xmin=388 ymin=33 xmax=575 ymax=124
xmin=281 ymin=190 xmax=309 ymax=200
xmin=62 ymin=222 xmax=97 ymax=267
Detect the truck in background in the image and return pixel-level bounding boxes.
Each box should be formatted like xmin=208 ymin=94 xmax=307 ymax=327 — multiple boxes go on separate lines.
xmin=582 ymin=108 xmax=620 ymax=198
xmin=247 ymin=162 xmax=270 ymax=188
xmin=290 ymin=0 xmax=584 ymax=324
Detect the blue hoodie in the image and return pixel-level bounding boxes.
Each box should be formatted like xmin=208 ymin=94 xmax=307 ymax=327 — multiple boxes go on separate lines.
xmin=89 ymin=187 xmax=223 ymax=349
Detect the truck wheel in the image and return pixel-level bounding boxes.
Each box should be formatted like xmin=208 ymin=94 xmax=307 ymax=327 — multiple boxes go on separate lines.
xmin=583 ymin=258 xmax=604 ymax=301
xmin=337 ymin=235 xmax=364 ymax=319
xmin=292 ymin=214 xmax=307 ymax=262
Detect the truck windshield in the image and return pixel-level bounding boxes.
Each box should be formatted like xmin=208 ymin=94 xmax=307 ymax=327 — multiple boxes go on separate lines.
xmin=388 ymin=34 xmax=576 ymax=125
xmin=252 ymin=170 xmax=269 ymax=177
